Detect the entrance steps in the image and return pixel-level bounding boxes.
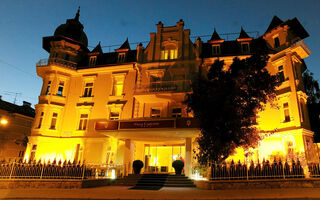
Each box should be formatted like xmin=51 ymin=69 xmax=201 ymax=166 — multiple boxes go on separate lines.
xmin=127 ymin=173 xmax=195 ymax=190
xmin=164 ymin=174 xmax=196 ymax=187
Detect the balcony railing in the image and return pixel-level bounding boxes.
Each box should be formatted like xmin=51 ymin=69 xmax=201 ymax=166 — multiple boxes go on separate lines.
xmin=36 ymin=58 xmax=77 ymax=69
xmin=134 ymin=80 xmax=191 ymax=94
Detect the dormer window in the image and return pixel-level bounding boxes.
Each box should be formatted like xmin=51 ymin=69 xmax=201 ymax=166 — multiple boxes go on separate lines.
xmin=241 ymin=43 xmax=250 ymax=53
xmin=89 ymin=56 xmax=97 ymax=66
xmin=212 ymin=45 xmax=221 ymax=55
xmin=274 ymin=37 xmax=280 ymax=48
xmin=118 ymin=53 xmax=126 ymax=63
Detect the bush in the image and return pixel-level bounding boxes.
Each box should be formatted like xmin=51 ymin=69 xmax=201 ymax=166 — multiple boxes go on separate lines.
xmin=172 ymin=160 xmax=184 ymax=175
xmin=133 ymin=160 xmax=144 ymax=174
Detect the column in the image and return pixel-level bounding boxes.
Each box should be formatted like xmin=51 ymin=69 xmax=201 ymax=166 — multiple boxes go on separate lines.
xmin=185 ymin=137 xmax=192 ymax=177
xmin=123 ymin=139 xmax=132 ymax=176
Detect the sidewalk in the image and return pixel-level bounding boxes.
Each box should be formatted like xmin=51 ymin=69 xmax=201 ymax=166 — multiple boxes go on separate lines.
xmin=1 ymin=186 xmax=320 ymax=200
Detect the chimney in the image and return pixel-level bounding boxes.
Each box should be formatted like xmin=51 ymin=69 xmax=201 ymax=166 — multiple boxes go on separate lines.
xmin=23 ymin=101 xmax=31 ymax=107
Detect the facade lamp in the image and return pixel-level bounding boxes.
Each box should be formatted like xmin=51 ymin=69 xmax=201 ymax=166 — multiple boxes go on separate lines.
xmin=0 ymin=118 xmax=8 ymax=125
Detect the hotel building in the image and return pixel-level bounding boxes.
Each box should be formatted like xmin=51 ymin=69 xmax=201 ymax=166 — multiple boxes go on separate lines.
xmin=24 ymin=11 xmax=316 ymax=177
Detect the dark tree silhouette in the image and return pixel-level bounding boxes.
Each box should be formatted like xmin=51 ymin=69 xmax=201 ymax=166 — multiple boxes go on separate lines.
xmin=303 ymin=70 xmax=320 ymax=142
xmin=303 ymin=70 xmax=320 ymax=104
xmin=186 ymin=54 xmax=280 ymax=164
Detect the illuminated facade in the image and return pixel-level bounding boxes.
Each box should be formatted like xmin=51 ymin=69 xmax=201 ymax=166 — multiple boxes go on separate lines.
xmin=0 ymin=98 xmax=34 ymax=162
xmin=25 ymin=11 xmax=316 ymax=178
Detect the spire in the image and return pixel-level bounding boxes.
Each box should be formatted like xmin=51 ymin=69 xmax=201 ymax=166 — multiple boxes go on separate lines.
xmin=119 ymin=38 xmax=131 ymax=50
xmin=266 ymin=16 xmax=283 ymax=33
xmin=238 ymin=27 xmax=250 ymax=39
xmin=74 ymin=6 xmax=80 ymax=21
xmin=91 ymin=41 xmax=103 ymax=54
xmin=210 ymin=28 xmax=222 ymax=41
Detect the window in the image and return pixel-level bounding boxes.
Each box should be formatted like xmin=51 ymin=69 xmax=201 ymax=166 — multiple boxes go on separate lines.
xmin=45 ymin=81 xmax=51 ymax=95
xmin=212 ymin=45 xmax=221 ymax=55
xmin=57 ymin=81 xmax=64 ymax=96
xmin=241 ymin=43 xmax=249 ymax=53
xmin=78 ymin=114 xmax=88 ymax=130
xmin=151 ymin=108 xmax=161 ymax=118
xmin=118 ymin=53 xmax=126 ymax=63
xmin=170 ymin=49 xmax=178 ymax=59
xmin=172 ymin=108 xmax=182 ymax=118
xmin=50 ymin=113 xmax=58 ymax=129
xmin=283 ymin=103 xmax=290 ymax=122
xmin=112 ymin=75 xmax=125 ymax=96
xmin=83 ymin=82 xmax=93 ymax=97
xmin=278 ymin=65 xmax=285 ymax=82
xmin=18 ymin=151 xmax=24 ymax=157
xmin=274 ymin=37 xmax=280 ymax=48
xmin=89 ymin=56 xmax=97 ymax=66
xmin=37 ymin=112 xmax=44 ymax=129
xmin=110 ymin=112 xmax=120 ymax=120
xmin=161 ymin=49 xmax=177 ymax=60
xmin=300 ymin=100 xmax=305 ymax=122
xmin=65 ymin=54 xmax=70 ymax=61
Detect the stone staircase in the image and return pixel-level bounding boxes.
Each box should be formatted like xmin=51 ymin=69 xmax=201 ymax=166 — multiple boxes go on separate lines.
xmin=126 ymin=173 xmax=195 ymax=190
xmin=164 ymin=174 xmax=196 ymax=187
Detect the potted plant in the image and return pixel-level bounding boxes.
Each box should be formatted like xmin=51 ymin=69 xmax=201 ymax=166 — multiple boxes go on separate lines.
xmin=133 ymin=160 xmax=144 ymax=174
xmin=172 ymin=160 xmax=184 ymax=175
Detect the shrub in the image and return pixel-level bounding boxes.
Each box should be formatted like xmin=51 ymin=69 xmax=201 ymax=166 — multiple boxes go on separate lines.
xmin=172 ymin=160 xmax=184 ymax=175
xmin=132 ymin=160 xmax=144 ymax=174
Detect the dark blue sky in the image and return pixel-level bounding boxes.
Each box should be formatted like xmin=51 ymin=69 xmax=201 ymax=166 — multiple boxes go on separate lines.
xmin=0 ymin=0 xmax=319 ymax=107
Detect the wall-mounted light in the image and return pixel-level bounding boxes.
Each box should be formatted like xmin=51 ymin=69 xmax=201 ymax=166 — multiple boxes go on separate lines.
xmin=0 ymin=119 xmax=8 ymax=125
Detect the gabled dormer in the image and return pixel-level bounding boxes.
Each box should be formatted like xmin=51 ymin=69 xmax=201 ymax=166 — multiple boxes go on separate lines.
xmin=208 ymin=29 xmax=224 ymax=56
xmin=116 ymin=38 xmax=131 ymax=63
xmin=237 ymin=27 xmax=253 ymax=53
xmin=88 ymin=42 xmax=103 ymax=66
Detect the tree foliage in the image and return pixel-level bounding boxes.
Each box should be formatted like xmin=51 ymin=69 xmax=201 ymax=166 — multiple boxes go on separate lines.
xmin=303 ymin=70 xmax=320 ymax=104
xmin=186 ymin=54 xmax=280 ymax=164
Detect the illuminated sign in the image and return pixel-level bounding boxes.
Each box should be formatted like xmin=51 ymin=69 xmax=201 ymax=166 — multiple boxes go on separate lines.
xmin=95 ymin=118 xmax=199 ymax=131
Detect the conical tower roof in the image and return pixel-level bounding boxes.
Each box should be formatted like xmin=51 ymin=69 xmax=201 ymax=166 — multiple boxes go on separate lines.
xmin=210 ymin=28 xmax=222 ymax=41
xmin=238 ymin=27 xmax=250 ymax=39
xmin=266 ymin=16 xmax=283 ymax=33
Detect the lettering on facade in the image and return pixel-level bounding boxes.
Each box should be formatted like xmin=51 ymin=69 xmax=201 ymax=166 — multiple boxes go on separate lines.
xmin=95 ymin=118 xmax=200 ymax=131
xmin=120 ymin=120 xmax=174 ymax=129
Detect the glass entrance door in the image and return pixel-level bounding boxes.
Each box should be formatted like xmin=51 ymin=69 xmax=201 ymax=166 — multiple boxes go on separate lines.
xmin=144 ymin=145 xmax=185 ymax=173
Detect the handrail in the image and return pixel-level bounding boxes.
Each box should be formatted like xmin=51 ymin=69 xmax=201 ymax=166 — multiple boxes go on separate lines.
xmin=36 ymin=58 xmax=77 ymax=69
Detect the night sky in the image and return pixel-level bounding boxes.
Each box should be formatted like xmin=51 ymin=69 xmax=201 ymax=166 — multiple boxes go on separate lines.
xmin=0 ymin=0 xmax=319 ymax=107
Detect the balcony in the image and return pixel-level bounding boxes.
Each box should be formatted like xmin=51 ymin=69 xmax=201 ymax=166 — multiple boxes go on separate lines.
xmin=134 ymin=80 xmax=191 ymax=94
xmin=36 ymin=58 xmax=77 ymax=70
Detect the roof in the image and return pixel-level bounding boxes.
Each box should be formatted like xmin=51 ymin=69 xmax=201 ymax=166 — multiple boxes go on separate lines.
xmin=201 ymin=37 xmax=269 ymax=58
xmin=118 ymin=38 xmax=131 ymax=50
xmin=91 ymin=42 xmax=103 ymax=54
xmin=238 ymin=27 xmax=250 ymax=39
xmin=266 ymin=16 xmax=284 ymax=33
xmin=210 ymin=29 xmax=222 ymax=41
xmin=0 ymin=99 xmax=35 ymax=118
xmin=264 ymin=17 xmax=309 ymax=39
xmin=78 ymin=50 xmax=137 ymax=69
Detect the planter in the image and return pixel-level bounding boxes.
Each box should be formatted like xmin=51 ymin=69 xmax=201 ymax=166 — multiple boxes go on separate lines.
xmin=132 ymin=160 xmax=144 ymax=174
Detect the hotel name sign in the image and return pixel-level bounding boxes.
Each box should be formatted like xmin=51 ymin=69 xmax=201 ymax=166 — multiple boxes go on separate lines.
xmin=95 ymin=118 xmax=199 ymax=131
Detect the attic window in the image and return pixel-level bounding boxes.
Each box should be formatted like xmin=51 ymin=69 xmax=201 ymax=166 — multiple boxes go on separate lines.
xmin=241 ymin=43 xmax=249 ymax=53
xmin=274 ymin=37 xmax=280 ymax=48
xmin=118 ymin=53 xmax=126 ymax=63
xmin=212 ymin=45 xmax=221 ymax=55
xmin=89 ymin=56 xmax=97 ymax=66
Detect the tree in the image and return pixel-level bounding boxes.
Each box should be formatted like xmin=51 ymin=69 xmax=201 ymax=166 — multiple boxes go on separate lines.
xmin=186 ymin=54 xmax=280 ymax=164
xmin=303 ymin=70 xmax=320 ymax=104
xmin=302 ymin=70 xmax=320 ymax=142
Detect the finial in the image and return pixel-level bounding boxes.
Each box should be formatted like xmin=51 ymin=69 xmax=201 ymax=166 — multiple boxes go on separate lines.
xmin=75 ymin=6 xmax=80 ymax=21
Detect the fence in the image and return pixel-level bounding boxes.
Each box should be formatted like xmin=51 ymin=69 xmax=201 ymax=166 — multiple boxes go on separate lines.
xmin=210 ymin=160 xmax=306 ymax=180
xmin=0 ymin=162 xmax=96 ymax=179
